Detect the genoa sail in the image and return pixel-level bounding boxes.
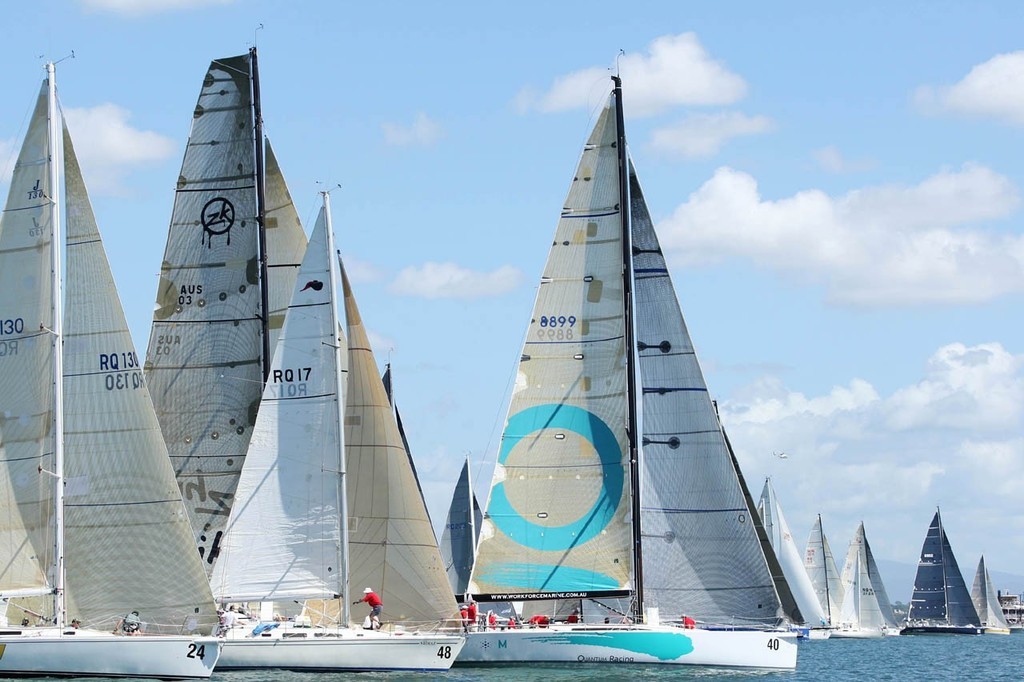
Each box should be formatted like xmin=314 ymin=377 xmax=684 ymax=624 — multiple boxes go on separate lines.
xmin=342 ymin=265 xmax=458 ymax=624
xmin=632 ymin=161 xmax=787 ymax=626
xmin=469 ymin=98 xmax=632 ymax=601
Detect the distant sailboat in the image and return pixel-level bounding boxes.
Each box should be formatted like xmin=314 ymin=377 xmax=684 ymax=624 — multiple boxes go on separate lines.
xmin=833 ymin=522 xmax=898 ymax=638
xmin=210 ymin=194 xmax=464 ymax=670
xmin=0 ymin=62 xmax=220 ymax=679
xmin=971 ymin=556 xmax=1011 ymax=635
xmin=804 ymin=514 xmax=843 ymax=627
xmin=458 ymin=77 xmax=796 ymax=669
xmin=757 ymin=479 xmax=827 ymax=636
xmin=902 ymin=509 xmax=982 ymax=635
xmin=440 ymin=458 xmax=482 ymax=597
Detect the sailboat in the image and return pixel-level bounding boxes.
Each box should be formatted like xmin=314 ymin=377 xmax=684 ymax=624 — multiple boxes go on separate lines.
xmin=971 ymin=556 xmax=1011 ymax=635
xmin=804 ymin=514 xmax=843 ymax=628
xmin=902 ymin=508 xmax=982 ymax=635
xmin=757 ymin=479 xmax=829 ymax=638
xmin=458 ymin=77 xmax=796 ymax=669
xmin=0 ymin=64 xmax=220 ymax=678
xmin=143 ymin=50 xmax=307 ymax=574
xmin=440 ymin=458 xmax=483 ymax=597
xmin=209 ymin=194 xmax=464 ymax=670
xmin=833 ymin=522 xmax=898 ymax=638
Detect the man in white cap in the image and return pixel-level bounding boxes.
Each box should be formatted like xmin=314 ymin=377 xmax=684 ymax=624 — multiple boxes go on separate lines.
xmin=353 ymin=587 xmax=383 ymax=629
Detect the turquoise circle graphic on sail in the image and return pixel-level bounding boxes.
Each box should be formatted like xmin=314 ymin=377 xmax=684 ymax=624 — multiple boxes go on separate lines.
xmin=489 ymin=403 xmax=624 ymax=551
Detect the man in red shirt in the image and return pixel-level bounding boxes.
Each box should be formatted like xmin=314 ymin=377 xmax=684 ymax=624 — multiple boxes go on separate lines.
xmin=466 ymin=600 xmax=478 ymax=631
xmin=353 ymin=587 xmax=383 ymax=629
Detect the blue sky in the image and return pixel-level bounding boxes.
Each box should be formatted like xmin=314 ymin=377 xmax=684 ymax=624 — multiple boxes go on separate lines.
xmin=2 ymin=0 xmax=1023 ymax=599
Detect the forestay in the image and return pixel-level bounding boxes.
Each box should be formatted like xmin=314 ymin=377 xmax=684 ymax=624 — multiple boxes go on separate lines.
xmin=210 ymin=208 xmax=344 ymax=603
xmin=632 ymin=161 xmax=785 ymax=626
xmin=469 ymin=98 xmax=632 ymax=600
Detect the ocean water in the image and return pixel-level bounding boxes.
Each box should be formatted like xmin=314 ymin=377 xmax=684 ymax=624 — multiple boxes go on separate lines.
xmin=213 ymin=634 xmax=1021 ymax=682
xmin=10 ymin=635 xmax=1017 ymax=681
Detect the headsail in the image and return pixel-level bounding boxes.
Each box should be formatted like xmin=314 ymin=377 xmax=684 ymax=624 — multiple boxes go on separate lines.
xmin=144 ymin=53 xmax=263 ymax=572
xmin=839 ymin=522 xmax=895 ymax=630
xmin=469 ymin=97 xmax=632 ymax=601
xmin=342 ymin=265 xmax=458 ymax=624
xmin=804 ymin=515 xmax=843 ymax=624
xmin=631 ymin=160 xmax=786 ymax=626
xmin=757 ymin=479 xmax=824 ymax=626
xmin=61 ymin=123 xmax=218 ymax=633
xmin=209 ymin=206 xmax=344 ymax=603
xmin=440 ymin=458 xmax=482 ymax=596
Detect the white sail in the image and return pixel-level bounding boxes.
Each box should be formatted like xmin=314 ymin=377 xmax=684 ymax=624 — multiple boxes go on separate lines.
xmin=757 ymin=479 xmax=824 ymax=625
xmin=264 ymin=138 xmax=308 ymax=353
xmin=804 ymin=515 xmax=843 ymax=624
xmin=840 ymin=522 xmax=896 ymax=630
xmin=60 ymin=124 xmax=218 ymax=633
xmin=210 ymin=208 xmax=344 ymax=602
xmin=971 ymin=556 xmax=1010 ymax=630
xmin=342 ymin=265 xmax=458 ymax=624
xmin=144 ymin=53 xmax=264 ymax=572
xmin=440 ymin=458 xmax=482 ymax=596
xmin=470 ymin=97 xmax=632 ymax=600
xmin=838 ymin=553 xmax=862 ymax=628
xmin=0 ymin=83 xmax=54 ymax=603
xmin=632 ymin=162 xmax=786 ymax=626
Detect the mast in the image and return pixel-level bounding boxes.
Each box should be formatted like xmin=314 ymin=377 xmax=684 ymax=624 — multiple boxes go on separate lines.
xmin=323 ymin=192 xmax=350 ymax=625
xmin=46 ymin=61 xmax=67 ymax=629
xmin=250 ymin=46 xmax=271 ymax=383
xmin=611 ymin=75 xmax=643 ymax=618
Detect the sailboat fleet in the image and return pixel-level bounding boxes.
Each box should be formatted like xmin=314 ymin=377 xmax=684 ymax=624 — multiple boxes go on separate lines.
xmin=0 ymin=51 xmax=1016 ymax=678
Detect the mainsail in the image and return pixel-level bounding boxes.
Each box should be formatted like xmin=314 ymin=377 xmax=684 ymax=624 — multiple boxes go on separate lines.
xmin=632 ymin=162 xmax=787 ymax=626
xmin=440 ymin=458 xmax=482 ymax=596
xmin=342 ymin=265 xmax=458 ymax=624
xmin=144 ymin=53 xmax=264 ymax=571
xmin=839 ymin=522 xmax=896 ymax=631
xmin=804 ymin=515 xmax=843 ymax=624
xmin=469 ymin=99 xmax=632 ymax=601
xmin=0 ymin=83 xmax=55 ymax=605
xmin=757 ymin=479 xmax=824 ymax=626
xmin=209 ymin=205 xmax=344 ymax=603
xmin=971 ymin=555 xmax=1009 ymax=630
xmin=907 ymin=509 xmax=979 ymax=626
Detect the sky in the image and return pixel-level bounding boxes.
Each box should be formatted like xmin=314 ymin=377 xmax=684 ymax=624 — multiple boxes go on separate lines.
xmin=1 ymin=0 xmax=1023 ymax=601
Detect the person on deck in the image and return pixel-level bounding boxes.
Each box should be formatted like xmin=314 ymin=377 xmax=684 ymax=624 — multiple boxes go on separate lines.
xmin=459 ymin=604 xmax=469 ymax=632
xmin=682 ymin=614 xmax=696 ymax=629
xmin=487 ymin=610 xmax=497 ymax=630
xmin=353 ymin=587 xmax=383 ymax=629
xmin=466 ymin=600 xmax=478 ymax=631
xmin=566 ymin=609 xmax=580 ymax=624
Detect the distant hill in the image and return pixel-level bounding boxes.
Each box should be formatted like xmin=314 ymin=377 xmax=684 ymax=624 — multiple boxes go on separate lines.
xmin=877 ymin=559 xmax=1024 ymax=605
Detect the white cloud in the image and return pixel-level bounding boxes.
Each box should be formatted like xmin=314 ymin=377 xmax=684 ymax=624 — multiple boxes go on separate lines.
xmin=722 ymin=342 xmax=1024 ymax=577
xmin=341 ymin=255 xmax=386 ymax=284
xmin=63 ymin=104 xmax=176 ymax=195
xmin=517 ymin=33 xmax=747 ymax=117
xmin=812 ymin=145 xmax=876 ymax=174
xmin=389 ymin=262 xmax=524 ymax=299
xmin=658 ymin=163 xmax=1024 ymax=306
xmin=649 ymin=112 xmax=773 ymax=158
xmin=914 ymin=51 xmax=1024 ymax=125
xmin=366 ymin=329 xmax=397 ymax=357
xmin=381 ymin=113 xmax=444 ymax=147
xmin=79 ymin=0 xmax=235 ymax=14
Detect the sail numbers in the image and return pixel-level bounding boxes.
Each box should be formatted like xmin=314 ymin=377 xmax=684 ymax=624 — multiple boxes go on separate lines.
xmin=0 ymin=318 xmax=24 ymax=335
xmin=99 ymin=351 xmax=144 ymax=391
xmin=536 ymin=315 xmax=577 ymax=341
xmin=269 ymin=366 xmax=312 ymax=398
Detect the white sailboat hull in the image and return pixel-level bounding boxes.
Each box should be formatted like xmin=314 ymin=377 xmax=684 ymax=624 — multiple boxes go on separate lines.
xmin=217 ymin=626 xmax=465 ymax=671
xmin=830 ymin=627 xmax=885 ymax=639
xmin=0 ymin=629 xmax=220 ymax=679
xmin=456 ymin=624 xmax=797 ymax=669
